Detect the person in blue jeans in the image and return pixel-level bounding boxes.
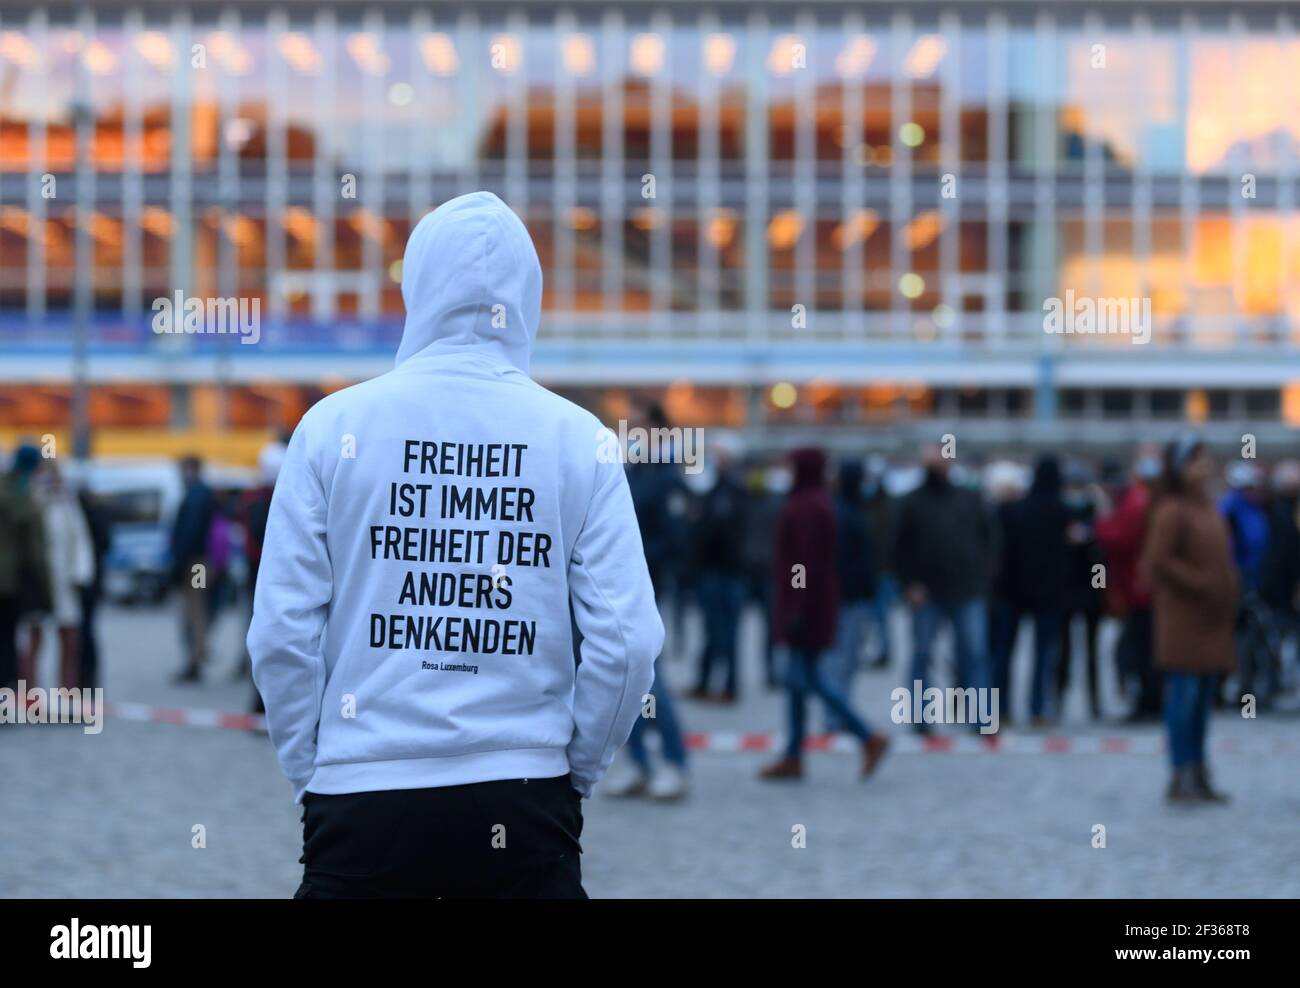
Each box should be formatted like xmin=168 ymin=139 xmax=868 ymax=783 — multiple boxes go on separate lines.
xmin=892 ymin=445 xmax=997 ymax=734
xmin=760 ymin=448 xmax=889 ymax=780
xmin=1142 ymin=437 xmax=1237 ymax=803
xmin=824 ymin=460 xmax=878 ymax=732
xmin=1163 ymin=672 xmax=1216 ymax=790
xmin=689 ymin=445 xmax=748 ymax=703
xmin=605 ymin=402 xmax=691 ymax=800
xmin=909 ymin=598 xmax=990 ymax=727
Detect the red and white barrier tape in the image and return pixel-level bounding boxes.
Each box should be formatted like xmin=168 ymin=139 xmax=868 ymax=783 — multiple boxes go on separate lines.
xmin=96 ymin=702 xmax=1297 ymax=755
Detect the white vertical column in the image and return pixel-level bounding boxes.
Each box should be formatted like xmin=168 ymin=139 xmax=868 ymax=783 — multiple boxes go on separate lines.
xmin=457 ymin=9 xmax=481 ymax=195
xmin=744 ymin=11 xmax=769 ymax=342
xmin=266 ymin=6 xmax=287 ymax=320
xmin=698 ymin=9 xmax=722 ymax=337
xmin=360 ymin=7 xmax=383 ymax=320
xmin=600 ymin=10 xmax=624 ymax=324
xmin=889 ymin=9 xmax=910 ymax=340
xmin=793 ymin=9 xmax=815 ymax=329
xmin=26 ymin=8 xmax=47 ymax=322
xmin=841 ymin=11 xmax=865 ymax=331
xmin=123 ymin=7 xmax=144 ymax=317
xmin=1133 ymin=12 xmax=1153 ymax=338
xmin=410 ymin=7 xmax=433 ymax=221
xmin=1082 ymin=12 xmax=1104 ymax=304
xmin=1281 ymin=11 xmax=1297 ymax=346
xmin=649 ymin=8 xmax=671 ymax=332
xmin=1178 ymin=10 xmax=1198 ymax=348
xmin=169 ymin=6 xmax=192 ymax=304
xmin=1228 ymin=11 xmax=1247 ymax=347
xmin=217 ymin=8 xmax=238 ymax=302
xmin=505 ymin=8 xmax=528 ymax=213
xmin=312 ymin=7 xmax=335 ymax=322
xmin=1034 ymin=10 xmax=1059 ymax=321
xmin=554 ymin=8 xmax=577 ymax=314
xmin=939 ymin=8 xmax=960 ymax=338
xmin=987 ymin=9 xmax=1009 ymax=343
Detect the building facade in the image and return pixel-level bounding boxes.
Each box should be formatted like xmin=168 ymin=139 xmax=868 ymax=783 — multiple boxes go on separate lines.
xmin=0 ymin=1 xmax=1298 ymax=458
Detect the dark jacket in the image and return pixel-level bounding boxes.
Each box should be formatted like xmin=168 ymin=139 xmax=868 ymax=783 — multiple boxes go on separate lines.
xmin=893 ymin=469 xmax=995 ymax=605
xmin=833 ymin=461 xmax=877 ymax=603
xmin=0 ymin=473 xmax=51 ymax=611
xmin=993 ymin=457 xmax=1071 ymax=610
xmin=170 ymin=478 xmax=215 ymax=574
xmin=691 ymin=470 xmax=747 ymax=575
xmin=627 ymin=459 xmax=689 ymax=593
xmin=1259 ymin=494 xmax=1300 ymax=612
xmin=772 ymin=449 xmax=839 ymax=651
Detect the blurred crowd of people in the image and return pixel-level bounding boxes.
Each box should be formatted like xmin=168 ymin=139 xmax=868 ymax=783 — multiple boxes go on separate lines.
xmin=4 ymin=419 xmax=1294 ymax=805
xmin=0 ymin=440 xmax=285 ymax=712
xmin=612 ymin=406 xmax=1300 ymax=805
xmin=0 ymin=446 xmax=109 ymax=699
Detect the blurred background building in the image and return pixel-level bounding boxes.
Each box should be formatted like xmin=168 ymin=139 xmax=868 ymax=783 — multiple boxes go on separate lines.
xmin=1 ymin=0 xmax=1298 ymax=463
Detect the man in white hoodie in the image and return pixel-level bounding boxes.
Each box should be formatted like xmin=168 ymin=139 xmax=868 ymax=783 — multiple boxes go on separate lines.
xmin=248 ymin=192 xmax=662 ymax=898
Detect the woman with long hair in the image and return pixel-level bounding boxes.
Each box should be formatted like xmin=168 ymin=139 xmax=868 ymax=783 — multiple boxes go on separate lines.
xmin=1141 ymin=436 xmax=1237 ymax=803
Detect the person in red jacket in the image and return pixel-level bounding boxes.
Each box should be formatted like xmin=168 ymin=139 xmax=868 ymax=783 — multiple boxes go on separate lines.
xmin=759 ymin=448 xmax=889 ymax=781
xmin=1095 ymin=445 xmax=1161 ymax=721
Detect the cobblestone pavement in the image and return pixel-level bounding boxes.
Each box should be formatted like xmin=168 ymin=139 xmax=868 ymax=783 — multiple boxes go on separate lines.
xmin=3 ymin=603 xmax=1298 ymax=898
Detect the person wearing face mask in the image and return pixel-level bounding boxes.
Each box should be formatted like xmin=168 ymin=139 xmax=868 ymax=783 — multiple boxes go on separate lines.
xmin=1141 ymin=437 xmax=1237 ymax=803
xmin=892 ymin=443 xmax=997 ymax=733
xmin=1096 ymin=445 xmax=1162 ymax=721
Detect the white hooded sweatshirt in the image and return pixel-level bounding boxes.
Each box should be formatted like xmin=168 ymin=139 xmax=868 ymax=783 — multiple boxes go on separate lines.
xmin=248 ymin=192 xmax=662 ymax=802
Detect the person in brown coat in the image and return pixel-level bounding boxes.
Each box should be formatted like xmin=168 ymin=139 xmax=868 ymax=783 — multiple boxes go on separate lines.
xmin=1141 ymin=436 xmax=1238 ymax=804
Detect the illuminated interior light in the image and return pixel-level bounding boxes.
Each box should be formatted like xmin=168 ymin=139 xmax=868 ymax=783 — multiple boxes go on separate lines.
xmin=835 ymin=35 xmax=876 ymax=78
xmin=767 ymin=209 xmax=803 ymax=250
xmin=904 ymin=35 xmax=946 ymax=78
xmin=629 ymin=33 xmax=663 ymax=76
xmin=563 ymin=34 xmax=595 ymax=76
xmin=703 ymin=33 xmax=735 ymax=77
xmin=420 ymin=33 xmax=459 ymax=76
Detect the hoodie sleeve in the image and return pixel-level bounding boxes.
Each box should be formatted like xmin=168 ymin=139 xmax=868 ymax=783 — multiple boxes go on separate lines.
xmin=247 ymin=424 xmax=332 ymax=804
xmin=565 ymin=455 xmax=664 ymax=797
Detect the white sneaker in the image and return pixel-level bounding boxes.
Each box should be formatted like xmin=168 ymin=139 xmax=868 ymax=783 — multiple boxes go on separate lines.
xmin=602 ymin=762 xmax=649 ymax=798
xmin=647 ymin=764 xmax=689 ymax=801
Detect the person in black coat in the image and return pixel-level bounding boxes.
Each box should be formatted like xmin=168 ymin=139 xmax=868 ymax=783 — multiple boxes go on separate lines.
xmin=893 ymin=445 xmax=997 ymax=733
xmin=989 ymin=455 xmax=1070 ymax=726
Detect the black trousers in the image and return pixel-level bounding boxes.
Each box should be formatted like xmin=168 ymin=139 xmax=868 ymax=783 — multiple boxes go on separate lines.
xmin=295 ymin=774 xmax=586 ymax=899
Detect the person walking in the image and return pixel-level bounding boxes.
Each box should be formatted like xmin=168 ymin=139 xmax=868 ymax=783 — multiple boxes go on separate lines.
xmin=1142 ymin=437 xmax=1237 ymax=804
xmin=248 ymin=192 xmax=661 ymax=898
xmin=759 ymin=448 xmax=888 ymax=781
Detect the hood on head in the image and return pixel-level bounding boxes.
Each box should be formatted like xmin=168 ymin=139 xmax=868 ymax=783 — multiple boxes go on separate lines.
xmin=395 ymin=191 xmax=542 ymax=373
xmin=789 ymin=448 xmax=827 ymax=491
